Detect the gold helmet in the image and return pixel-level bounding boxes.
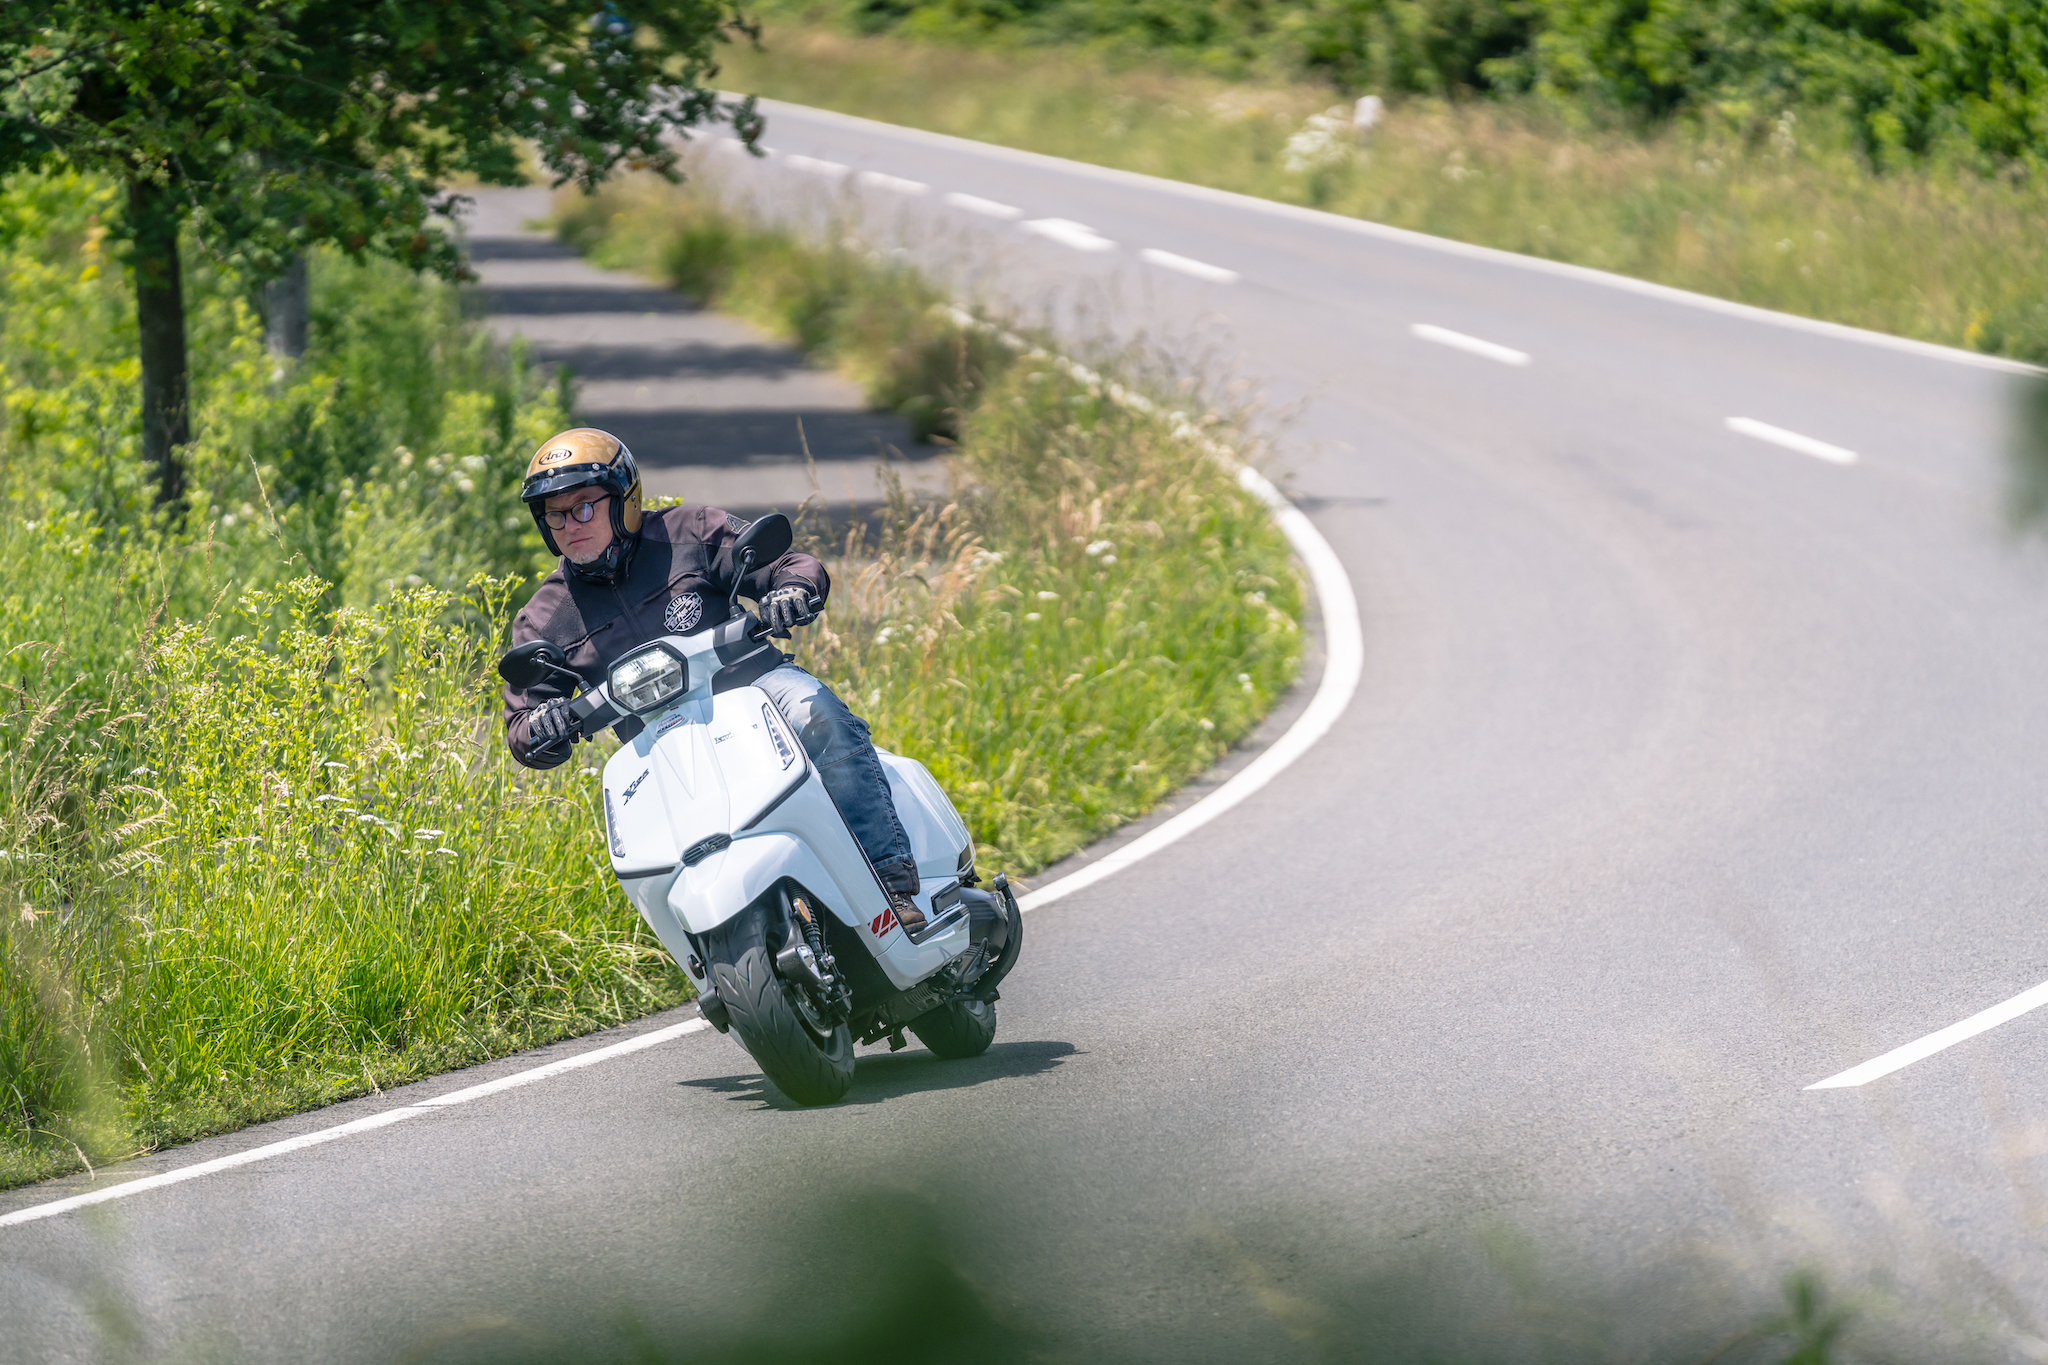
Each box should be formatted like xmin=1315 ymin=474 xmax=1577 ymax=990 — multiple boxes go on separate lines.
xmin=521 ymin=427 xmax=644 ymax=581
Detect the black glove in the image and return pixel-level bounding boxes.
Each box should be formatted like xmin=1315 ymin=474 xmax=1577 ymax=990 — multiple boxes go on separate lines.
xmin=762 ymin=585 xmax=816 ymax=637
xmin=528 ymin=696 xmax=579 ymax=751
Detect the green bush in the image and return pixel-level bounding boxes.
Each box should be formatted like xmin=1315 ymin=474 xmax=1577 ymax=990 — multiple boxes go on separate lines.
xmin=764 ymin=0 xmax=2048 ymax=170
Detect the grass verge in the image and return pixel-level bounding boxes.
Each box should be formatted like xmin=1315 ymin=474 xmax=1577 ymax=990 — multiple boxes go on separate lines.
xmin=1 ymin=169 xmax=1301 ymax=1188
xmin=719 ymin=26 xmax=2048 ymax=364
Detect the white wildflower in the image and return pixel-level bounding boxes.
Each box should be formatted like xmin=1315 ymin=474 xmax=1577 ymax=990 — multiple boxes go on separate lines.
xmin=1284 ymin=108 xmax=1357 ymax=175
xmin=1086 ymin=541 xmax=1115 ymax=556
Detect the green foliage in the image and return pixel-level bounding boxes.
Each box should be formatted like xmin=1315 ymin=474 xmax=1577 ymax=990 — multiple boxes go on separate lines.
xmin=0 ymin=0 xmax=761 ymax=281
xmin=765 ymin=0 xmax=2048 ymax=169
xmin=0 ymin=168 xmax=564 ymax=616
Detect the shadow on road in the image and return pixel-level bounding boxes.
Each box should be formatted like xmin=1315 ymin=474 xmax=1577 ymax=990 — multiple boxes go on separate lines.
xmin=679 ymin=1039 xmax=1079 ymax=1110
xmin=2008 ymin=372 xmax=2048 ymax=534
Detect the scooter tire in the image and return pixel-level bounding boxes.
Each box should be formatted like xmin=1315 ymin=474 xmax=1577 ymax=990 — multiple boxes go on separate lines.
xmin=705 ymin=914 xmax=855 ymax=1106
xmin=908 ymin=997 xmax=998 ymax=1060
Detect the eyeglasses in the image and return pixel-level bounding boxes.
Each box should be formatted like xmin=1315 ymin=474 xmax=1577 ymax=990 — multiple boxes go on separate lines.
xmin=543 ymin=495 xmax=609 ymax=529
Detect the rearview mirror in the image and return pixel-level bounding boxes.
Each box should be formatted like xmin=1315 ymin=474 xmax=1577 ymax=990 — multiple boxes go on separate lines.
xmin=498 ymin=639 xmax=571 ymax=690
xmin=731 ymin=512 xmax=793 ymax=570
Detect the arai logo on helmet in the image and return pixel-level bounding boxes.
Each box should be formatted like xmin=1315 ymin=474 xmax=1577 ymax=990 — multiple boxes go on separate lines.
xmin=537 ymin=446 xmax=575 ymax=465
xmin=663 ymin=591 xmax=703 ymax=634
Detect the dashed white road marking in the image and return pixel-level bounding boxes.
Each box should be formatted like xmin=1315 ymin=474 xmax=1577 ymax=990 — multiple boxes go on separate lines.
xmin=944 ymin=192 xmax=1022 ymax=220
xmin=785 ymin=154 xmax=848 ymax=177
xmin=1725 ymin=416 xmax=1858 ymax=466
xmin=0 ymin=1020 xmax=710 ymax=1229
xmin=1807 ymin=979 xmax=2048 ymax=1089
xmin=1139 ymin=248 xmax=1239 ymax=284
xmin=859 ymin=171 xmax=928 ymax=196
xmin=1022 ymin=218 xmax=1116 ymax=253
xmin=1411 ymin=323 xmax=1531 ymax=367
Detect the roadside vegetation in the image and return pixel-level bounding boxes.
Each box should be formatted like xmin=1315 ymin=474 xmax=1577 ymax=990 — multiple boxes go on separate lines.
xmin=721 ymin=20 xmax=2048 ymax=364
xmin=0 ymin=167 xmax=1300 ymax=1188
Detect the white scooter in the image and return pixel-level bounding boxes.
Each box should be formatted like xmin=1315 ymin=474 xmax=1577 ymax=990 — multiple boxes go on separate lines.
xmin=498 ymin=513 xmax=1023 ymax=1105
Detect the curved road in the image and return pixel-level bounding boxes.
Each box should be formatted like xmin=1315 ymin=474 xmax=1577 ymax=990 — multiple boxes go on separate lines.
xmin=8 ymin=102 xmax=2048 ymax=1361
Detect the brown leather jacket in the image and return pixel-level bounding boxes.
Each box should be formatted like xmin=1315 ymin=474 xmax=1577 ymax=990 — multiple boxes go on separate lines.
xmin=502 ymin=505 xmax=828 ymax=768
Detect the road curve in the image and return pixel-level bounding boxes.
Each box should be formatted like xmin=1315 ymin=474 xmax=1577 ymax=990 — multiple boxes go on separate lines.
xmin=7 ymin=101 xmax=2048 ymax=1361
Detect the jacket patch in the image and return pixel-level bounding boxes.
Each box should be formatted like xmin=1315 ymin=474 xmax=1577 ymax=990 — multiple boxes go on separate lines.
xmin=664 ymin=591 xmax=703 ymax=634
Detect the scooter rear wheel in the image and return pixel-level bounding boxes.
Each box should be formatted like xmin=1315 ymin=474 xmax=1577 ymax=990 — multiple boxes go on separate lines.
xmin=705 ymin=913 xmax=855 ymax=1105
xmin=909 ymin=997 xmax=998 ymax=1060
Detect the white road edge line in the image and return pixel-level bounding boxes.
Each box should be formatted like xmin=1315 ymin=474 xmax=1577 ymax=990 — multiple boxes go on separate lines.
xmin=1411 ymin=323 xmax=1531 ymax=367
xmin=0 ymin=1020 xmax=709 ymax=1229
xmin=1139 ymin=248 xmax=1239 ymax=284
xmin=1019 ymin=466 xmax=1362 ymax=912
xmin=1725 ymin=416 xmax=1858 ymax=466
xmin=1021 ymin=218 xmax=1117 ymax=253
xmin=1807 ymin=979 xmax=2048 ymax=1089
xmin=858 ymin=171 xmax=928 ymax=196
xmin=943 ymin=192 xmax=1022 ymax=220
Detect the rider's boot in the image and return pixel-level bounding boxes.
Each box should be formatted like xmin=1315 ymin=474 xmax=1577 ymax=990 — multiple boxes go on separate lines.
xmin=889 ymin=890 xmax=927 ymax=936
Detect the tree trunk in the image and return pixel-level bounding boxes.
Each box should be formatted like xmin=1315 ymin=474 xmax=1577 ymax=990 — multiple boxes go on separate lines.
xmin=263 ymin=254 xmax=308 ymax=358
xmin=128 ymin=175 xmax=189 ymax=506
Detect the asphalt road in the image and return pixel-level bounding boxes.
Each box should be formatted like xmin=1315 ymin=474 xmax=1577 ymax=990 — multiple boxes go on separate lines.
xmin=7 ymin=102 xmax=2048 ymax=1362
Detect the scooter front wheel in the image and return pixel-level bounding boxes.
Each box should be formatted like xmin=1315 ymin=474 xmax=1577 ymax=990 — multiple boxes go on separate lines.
xmin=704 ymin=911 xmax=855 ymax=1106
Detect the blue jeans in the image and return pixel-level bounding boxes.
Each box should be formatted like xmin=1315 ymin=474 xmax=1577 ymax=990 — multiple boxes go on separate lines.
xmin=756 ymin=664 xmax=919 ymax=896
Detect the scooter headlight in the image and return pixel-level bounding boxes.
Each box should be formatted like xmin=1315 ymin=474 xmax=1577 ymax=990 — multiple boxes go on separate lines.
xmin=609 ymin=644 xmax=688 ymax=713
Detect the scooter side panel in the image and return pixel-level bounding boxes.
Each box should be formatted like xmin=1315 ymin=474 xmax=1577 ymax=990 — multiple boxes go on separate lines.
xmin=876 ymin=751 xmax=974 ymax=886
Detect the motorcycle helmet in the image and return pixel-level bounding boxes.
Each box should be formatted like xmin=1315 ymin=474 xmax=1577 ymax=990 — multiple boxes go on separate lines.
xmin=521 ymin=427 xmax=644 ymax=583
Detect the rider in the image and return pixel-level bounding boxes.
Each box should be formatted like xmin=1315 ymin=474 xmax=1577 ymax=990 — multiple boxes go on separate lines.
xmin=501 ymin=427 xmax=928 ymax=932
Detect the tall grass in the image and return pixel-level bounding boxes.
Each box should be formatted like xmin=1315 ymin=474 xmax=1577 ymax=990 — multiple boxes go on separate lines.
xmin=1 ymin=572 xmax=683 ymax=1187
xmin=720 ymin=28 xmax=2048 ymax=363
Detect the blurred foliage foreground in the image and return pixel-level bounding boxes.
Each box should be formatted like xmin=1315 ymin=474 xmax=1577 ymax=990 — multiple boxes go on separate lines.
xmin=0 ymin=169 xmax=1301 ymax=1187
